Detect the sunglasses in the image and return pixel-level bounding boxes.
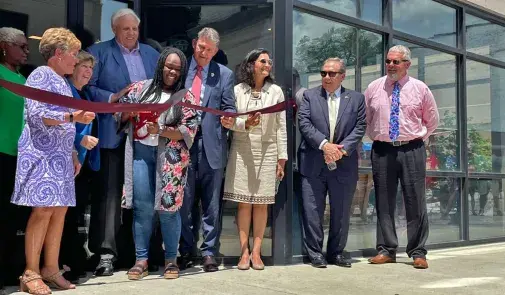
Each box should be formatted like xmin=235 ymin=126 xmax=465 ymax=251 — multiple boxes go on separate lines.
xmin=385 ymin=59 xmax=409 ymax=65
xmin=320 ymin=71 xmax=342 ymax=78
xmin=258 ymin=59 xmax=273 ymax=66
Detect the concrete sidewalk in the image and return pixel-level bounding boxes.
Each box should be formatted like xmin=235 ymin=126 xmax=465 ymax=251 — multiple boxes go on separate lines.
xmin=6 ymin=242 xmax=505 ymax=295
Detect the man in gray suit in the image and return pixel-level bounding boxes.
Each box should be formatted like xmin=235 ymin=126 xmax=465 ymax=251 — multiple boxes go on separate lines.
xmin=298 ymin=57 xmax=366 ymax=268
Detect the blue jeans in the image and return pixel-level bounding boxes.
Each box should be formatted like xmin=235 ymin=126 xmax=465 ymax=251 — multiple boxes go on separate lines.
xmin=133 ymin=142 xmax=181 ymax=261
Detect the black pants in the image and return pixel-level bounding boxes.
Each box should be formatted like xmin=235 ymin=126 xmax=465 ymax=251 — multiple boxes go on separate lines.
xmin=0 ymin=153 xmax=17 ymax=286
xmin=88 ymin=143 xmax=125 ymax=258
xmin=59 ymin=156 xmax=94 ymax=272
xmin=300 ymin=169 xmax=355 ymax=259
xmin=371 ymin=140 xmax=428 ymax=258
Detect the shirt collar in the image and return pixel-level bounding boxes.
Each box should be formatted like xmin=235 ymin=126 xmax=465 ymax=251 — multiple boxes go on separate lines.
xmin=386 ymin=74 xmax=409 ymax=87
xmin=326 ymin=86 xmax=342 ymax=99
xmin=116 ymin=39 xmax=140 ymax=54
xmin=190 ymin=56 xmax=210 ymax=74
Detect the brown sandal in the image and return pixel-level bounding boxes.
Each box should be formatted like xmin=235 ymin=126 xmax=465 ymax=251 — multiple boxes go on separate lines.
xmin=19 ymin=270 xmax=51 ymax=295
xmin=164 ymin=263 xmax=179 ymax=279
xmin=42 ymin=270 xmax=76 ymax=290
xmin=127 ymin=263 xmax=148 ymax=280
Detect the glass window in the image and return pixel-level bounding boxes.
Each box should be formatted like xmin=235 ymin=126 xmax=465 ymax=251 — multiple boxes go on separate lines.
xmin=0 ymin=0 xmax=67 ymax=73
xmin=345 ymin=176 xmax=461 ymax=251
xmin=359 ymin=30 xmax=383 ymax=168
xmin=299 ymin=0 xmax=382 ymax=25
xmin=466 ymin=14 xmax=505 ymax=63
xmin=84 ymin=0 xmax=131 ymax=47
xmin=393 ymin=0 xmax=456 ymax=47
xmin=391 ymin=40 xmax=459 ymax=171
xmin=468 ymin=178 xmax=505 ymax=239
xmin=143 ymin=4 xmax=273 ymax=257
xmin=466 ymin=60 xmax=505 ymax=174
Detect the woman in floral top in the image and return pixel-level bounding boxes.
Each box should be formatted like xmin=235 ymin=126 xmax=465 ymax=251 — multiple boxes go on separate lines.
xmin=117 ymin=47 xmax=198 ymax=280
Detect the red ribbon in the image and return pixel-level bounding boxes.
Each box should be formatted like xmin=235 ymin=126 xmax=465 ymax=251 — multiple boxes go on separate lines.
xmin=0 ymin=79 xmax=294 ymax=117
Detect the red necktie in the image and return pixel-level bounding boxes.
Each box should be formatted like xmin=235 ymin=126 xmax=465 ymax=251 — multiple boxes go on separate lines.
xmin=191 ymin=66 xmax=203 ymax=105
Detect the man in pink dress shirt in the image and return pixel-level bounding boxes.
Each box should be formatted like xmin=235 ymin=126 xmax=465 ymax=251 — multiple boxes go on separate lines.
xmin=364 ymin=45 xmax=439 ymax=269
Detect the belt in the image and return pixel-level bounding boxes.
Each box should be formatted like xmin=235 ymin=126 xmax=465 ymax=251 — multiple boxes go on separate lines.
xmin=378 ymin=138 xmax=421 ymax=147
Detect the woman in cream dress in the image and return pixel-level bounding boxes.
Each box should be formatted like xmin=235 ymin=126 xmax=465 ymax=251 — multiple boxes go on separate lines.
xmin=222 ymin=48 xmax=287 ymax=270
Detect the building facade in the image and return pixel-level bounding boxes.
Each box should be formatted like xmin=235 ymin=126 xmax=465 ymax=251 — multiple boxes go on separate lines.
xmin=1 ymin=0 xmax=505 ymax=265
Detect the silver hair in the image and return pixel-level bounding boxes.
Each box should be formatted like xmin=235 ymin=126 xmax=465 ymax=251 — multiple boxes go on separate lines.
xmin=323 ymin=57 xmax=346 ymax=73
xmin=197 ymin=27 xmax=220 ymax=47
xmin=0 ymin=27 xmax=25 ymax=43
xmin=111 ymin=8 xmax=140 ymax=28
xmin=389 ymin=45 xmax=411 ymax=61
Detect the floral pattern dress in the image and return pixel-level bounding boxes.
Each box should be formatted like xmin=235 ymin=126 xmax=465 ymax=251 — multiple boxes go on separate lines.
xmin=119 ymin=79 xmax=198 ymax=212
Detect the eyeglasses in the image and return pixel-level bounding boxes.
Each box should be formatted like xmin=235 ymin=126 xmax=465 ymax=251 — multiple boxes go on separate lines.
xmin=258 ymin=59 xmax=273 ymax=66
xmin=385 ymin=59 xmax=409 ymax=65
xmin=320 ymin=71 xmax=342 ymax=78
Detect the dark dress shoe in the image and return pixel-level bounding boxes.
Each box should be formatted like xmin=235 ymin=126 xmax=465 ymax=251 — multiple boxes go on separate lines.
xmin=94 ymin=258 xmax=114 ymax=276
xmin=178 ymin=253 xmax=194 ymax=270
xmin=63 ymin=269 xmax=86 ymax=283
xmin=329 ymin=255 xmax=352 ymax=268
xmin=202 ymin=255 xmax=219 ymax=272
xmin=310 ymin=256 xmax=327 ymax=268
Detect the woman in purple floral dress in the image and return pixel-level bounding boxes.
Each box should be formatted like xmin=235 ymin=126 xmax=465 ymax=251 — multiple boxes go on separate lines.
xmin=11 ymin=28 xmax=95 ymax=295
xmin=117 ymin=47 xmax=198 ymax=280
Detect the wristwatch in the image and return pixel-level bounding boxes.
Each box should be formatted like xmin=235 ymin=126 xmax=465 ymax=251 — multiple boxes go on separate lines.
xmin=69 ymin=112 xmax=74 ymax=123
xmin=157 ymin=125 xmax=164 ymax=135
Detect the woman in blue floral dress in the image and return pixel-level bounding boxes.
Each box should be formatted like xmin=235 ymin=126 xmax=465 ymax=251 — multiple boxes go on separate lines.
xmin=11 ymin=28 xmax=95 ymax=295
xmin=117 ymin=47 xmax=198 ymax=280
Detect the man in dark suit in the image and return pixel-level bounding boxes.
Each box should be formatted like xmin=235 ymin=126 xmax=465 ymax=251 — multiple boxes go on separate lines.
xmin=178 ymin=27 xmax=236 ymax=272
xmin=298 ymin=57 xmax=366 ymax=268
xmin=86 ymin=8 xmax=159 ymax=276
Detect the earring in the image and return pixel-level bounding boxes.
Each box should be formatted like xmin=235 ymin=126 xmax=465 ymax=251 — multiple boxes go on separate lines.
xmin=1 ymin=50 xmax=5 ymax=57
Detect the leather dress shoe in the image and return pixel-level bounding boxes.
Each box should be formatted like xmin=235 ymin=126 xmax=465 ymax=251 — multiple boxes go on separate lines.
xmin=202 ymin=255 xmax=219 ymax=272
xmin=94 ymin=258 xmax=114 ymax=276
xmin=368 ymin=253 xmax=396 ymax=264
xmin=413 ymin=257 xmax=428 ymax=269
xmin=310 ymin=256 xmax=327 ymax=268
xmin=329 ymin=255 xmax=352 ymax=268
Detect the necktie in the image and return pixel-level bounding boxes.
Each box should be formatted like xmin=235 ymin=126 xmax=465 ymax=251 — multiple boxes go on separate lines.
xmin=389 ymin=82 xmax=400 ymax=141
xmin=191 ymin=66 xmax=203 ymax=105
xmin=328 ymin=92 xmax=337 ymax=143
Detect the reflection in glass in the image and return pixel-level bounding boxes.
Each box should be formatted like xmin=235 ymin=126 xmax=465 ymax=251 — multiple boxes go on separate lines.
xmin=344 ymin=176 xmax=461 ymax=251
xmin=84 ymin=0 xmax=128 ymax=46
xmin=293 ymin=11 xmax=356 ymax=90
xmin=391 ymin=40 xmax=459 ymax=171
xmin=466 ymin=14 xmax=505 ymax=63
xmin=299 ymin=0 xmax=382 ymax=24
xmin=466 ymin=60 xmax=505 ymax=174
xmin=360 ymin=30 xmax=383 ymax=168
xmin=392 ymin=0 xmax=456 ymax=47
xmin=469 ymin=179 xmax=505 ymax=240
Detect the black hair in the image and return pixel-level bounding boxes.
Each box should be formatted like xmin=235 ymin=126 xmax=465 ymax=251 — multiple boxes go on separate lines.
xmin=236 ymin=48 xmax=274 ymax=88
xmin=139 ymin=46 xmax=188 ymax=103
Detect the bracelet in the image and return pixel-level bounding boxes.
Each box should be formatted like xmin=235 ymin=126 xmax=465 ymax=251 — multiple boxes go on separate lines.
xmin=157 ymin=125 xmax=165 ymax=135
xmin=69 ymin=112 xmax=74 ymax=123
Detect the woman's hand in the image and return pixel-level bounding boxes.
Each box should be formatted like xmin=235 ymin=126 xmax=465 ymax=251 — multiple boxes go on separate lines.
xmin=220 ymin=116 xmax=235 ymax=129
xmin=72 ymin=151 xmax=81 ymax=177
xmin=276 ymin=159 xmax=286 ymax=180
xmin=73 ymin=110 xmax=95 ymax=124
xmin=146 ymin=122 xmax=160 ymax=135
xmin=80 ymin=135 xmax=99 ymax=150
xmin=245 ymin=112 xmax=261 ymax=129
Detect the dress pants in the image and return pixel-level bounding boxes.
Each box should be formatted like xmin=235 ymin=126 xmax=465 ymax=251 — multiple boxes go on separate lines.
xmin=300 ymin=168 xmax=355 ymax=259
xmin=371 ymin=139 xmax=428 ymax=258
xmin=60 ymin=155 xmax=94 ymax=272
xmin=179 ymin=135 xmax=224 ymax=257
xmin=88 ymin=141 xmax=125 ymax=258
